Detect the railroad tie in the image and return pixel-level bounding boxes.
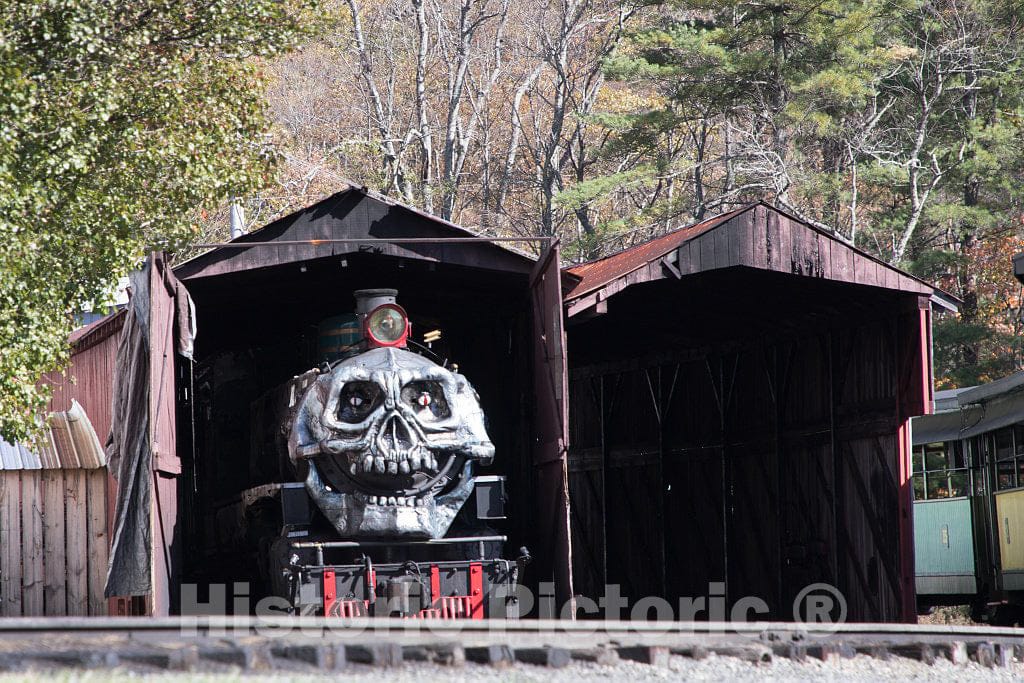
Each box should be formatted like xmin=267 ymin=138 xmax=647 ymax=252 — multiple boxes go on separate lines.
xmin=514 ymin=646 xmax=572 ymax=668
xmin=570 ymin=646 xmax=620 ymax=666
xmin=345 ymin=642 xmax=403 ymax=667
xmin=617 ymin=646 xmax=670 ymax=668
xmin=465 ymin=644 xmax=515 ymax=667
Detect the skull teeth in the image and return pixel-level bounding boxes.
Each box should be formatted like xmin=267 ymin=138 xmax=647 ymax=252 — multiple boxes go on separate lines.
xmin=359 ymin=493 xmax=433 ymax=507
xmin=351 ymin=446 xmax=443 ymax=477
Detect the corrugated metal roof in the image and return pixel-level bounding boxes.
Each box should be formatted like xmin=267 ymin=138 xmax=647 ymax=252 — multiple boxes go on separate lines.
xmin=0 ymin=400 xmax=106 ymax=471
xmin=565 ymin=206 xmax=751 ymax=301
xmin=0 ymin=438 xmax=40 ymax=470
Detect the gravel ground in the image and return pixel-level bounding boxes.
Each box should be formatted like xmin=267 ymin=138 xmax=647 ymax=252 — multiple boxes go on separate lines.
xmin=2 ymin=651 xmax=1024 ymax=682
xmin=917 ymin=605 xmax=976 ymax=627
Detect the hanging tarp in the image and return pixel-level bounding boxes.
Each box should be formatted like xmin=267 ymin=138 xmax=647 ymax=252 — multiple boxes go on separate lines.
xmin=104 ymin=254 xmax=194 ymax=598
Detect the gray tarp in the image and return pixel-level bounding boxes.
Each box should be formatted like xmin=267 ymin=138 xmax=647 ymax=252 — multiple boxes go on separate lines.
xmin=104 ymin=255 xmax=194 ymax=598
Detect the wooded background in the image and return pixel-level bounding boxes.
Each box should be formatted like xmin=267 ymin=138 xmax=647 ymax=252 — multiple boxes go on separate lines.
xmin=3 ymin=0 xmax=1023 ymax=441
xmin=197 ymin=0 xmax=1024 ymax=390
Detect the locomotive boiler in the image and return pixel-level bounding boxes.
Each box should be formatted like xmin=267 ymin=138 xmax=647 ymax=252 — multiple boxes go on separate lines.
xmin=266 ymin=289 xmax=524 ymax=618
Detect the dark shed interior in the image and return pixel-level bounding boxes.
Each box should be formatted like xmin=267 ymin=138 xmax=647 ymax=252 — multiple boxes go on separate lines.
xmin=564 ymin=204 xmax=936 ymax=623
xmin=168 ymin=189 xmax=557 ymax=611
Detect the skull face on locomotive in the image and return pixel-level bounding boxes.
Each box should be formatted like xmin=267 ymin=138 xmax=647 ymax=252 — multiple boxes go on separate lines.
xmin=269 ymin=289 xmax=526 ymax=618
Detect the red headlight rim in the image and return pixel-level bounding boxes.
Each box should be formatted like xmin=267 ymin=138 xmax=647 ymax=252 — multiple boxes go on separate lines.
xmin=364 ymin=303 xmax=409 ymax=347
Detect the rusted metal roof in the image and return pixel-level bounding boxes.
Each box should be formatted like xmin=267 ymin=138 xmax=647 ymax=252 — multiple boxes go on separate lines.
xmin=564 ymin=202 xmax=952 ymax=309
xmin=69 ymin=309 xmax=125 ymax=350
xmin=0 ymin=400 xmax=107 ymax=471
xmin=565 ymin=206 xmax=751 ymax=300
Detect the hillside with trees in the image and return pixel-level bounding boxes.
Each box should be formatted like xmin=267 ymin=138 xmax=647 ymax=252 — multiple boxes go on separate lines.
xmin=2 ymin=0 xmax=1023 ymax=439
xmin=239 ymin=0 xmax=1024 ymax=390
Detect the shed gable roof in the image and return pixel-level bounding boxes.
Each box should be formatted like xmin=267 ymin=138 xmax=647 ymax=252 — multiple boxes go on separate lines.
xmin=565 ymin=202 xmax=945 ymax=316
xmin=174 ymin=186 xmax=538 ymax=281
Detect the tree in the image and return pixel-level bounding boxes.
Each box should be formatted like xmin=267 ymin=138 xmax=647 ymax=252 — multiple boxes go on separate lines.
xmin=264 ymin=0 xmax=639 ymax=242
xmin=591 ymin=0 xmax=1024 ymax=385
xmin=0 ymin=0 xmax=316 ymax=441
xmin=883 ymin=0 xmax=1024 ymax=381
xmin=587 ymin=0 xmax=906 ymax=237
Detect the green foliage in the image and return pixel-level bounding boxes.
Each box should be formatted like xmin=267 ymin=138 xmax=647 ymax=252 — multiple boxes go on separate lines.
xmin=0 ymin=0 xmax=317 ymax=441
xmin=933 ymin=314 xmax=1019 ymax=387
xmin=558 ymin=166 xmax=655 ymax=211
xmin=591 ymin=0 xmax=1024 ymax=389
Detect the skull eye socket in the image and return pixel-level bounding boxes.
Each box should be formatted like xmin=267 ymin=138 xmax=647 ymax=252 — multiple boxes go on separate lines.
xmin=402 ymin=381 xmax=450 ymax=421
xmin=337 ymin=381 xmax=381 ymax=422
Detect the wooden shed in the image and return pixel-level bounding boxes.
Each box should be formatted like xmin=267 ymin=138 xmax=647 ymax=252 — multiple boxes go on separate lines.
xmin=141 ymin=186 xmax=571 ymax=614
xmin=29 ymin=192 xmax=946 ymax=623
xmin=563 ymin=202 xmax=950 ymax=623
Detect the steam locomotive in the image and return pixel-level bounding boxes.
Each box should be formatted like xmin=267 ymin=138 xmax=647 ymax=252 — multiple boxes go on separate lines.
xmin=263 ymin=289 xmax=524 ymax=618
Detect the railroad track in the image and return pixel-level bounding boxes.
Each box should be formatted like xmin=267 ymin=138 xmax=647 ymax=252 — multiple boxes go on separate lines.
xmin=0 ymin=617 xmax=1020 ymax=672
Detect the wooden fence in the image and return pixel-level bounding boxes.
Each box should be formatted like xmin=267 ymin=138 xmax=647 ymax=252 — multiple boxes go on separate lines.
xmin=0 ymin=468 xmax=108 ymax=616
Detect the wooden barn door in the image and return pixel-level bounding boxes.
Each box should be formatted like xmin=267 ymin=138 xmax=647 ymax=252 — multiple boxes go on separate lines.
xmin=567 ymin=374 xmax=605 ymax=604
xmin=530 ymin=241 xmax=573 ymax=613
xmin=149 ymin=253 xmax=189 ymax=616
xmin=602 ymin=368 xmax=664 ymax=607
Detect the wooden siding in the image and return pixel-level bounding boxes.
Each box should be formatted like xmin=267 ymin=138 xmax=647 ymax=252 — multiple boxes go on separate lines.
xmin=0 ymin=469 xmax=109 ymax=616
xmin=682 ymin=205 xmax=930 ymax=293
xmin=566 ymin=203 xmax=935 ymax=318
xmin=42 ymin=312 xmax=125 ymax=617
xmin=567 ymin=304 xmax=920 ymax=622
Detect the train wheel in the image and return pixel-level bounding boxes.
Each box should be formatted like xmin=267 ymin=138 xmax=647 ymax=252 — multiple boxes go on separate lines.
xmin=988 ymin=604 xmax=1024 ymax=627
xmin=970 ymin=598 xmax=993 ymax=624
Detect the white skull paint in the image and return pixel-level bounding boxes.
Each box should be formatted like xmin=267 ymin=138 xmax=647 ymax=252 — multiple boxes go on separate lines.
xmin=288 ymin=347 xmax=495 ymax=538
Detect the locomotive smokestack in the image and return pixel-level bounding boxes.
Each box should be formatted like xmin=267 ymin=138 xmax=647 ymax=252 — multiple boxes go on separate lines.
xmin=354 ymin=289 xmax=398 ymax=315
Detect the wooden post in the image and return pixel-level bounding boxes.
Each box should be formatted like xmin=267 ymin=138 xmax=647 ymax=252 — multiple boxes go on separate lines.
xmin=65 ymin=469 xmax=88 ymax=615
xmin=21 ymin=472 xmax=44 ymax=615
xmin=42 ymin=469 xmax=67 ymax=616
xmin=86 ymin=469 xmax=108 ymax=615
xmin=896 ymin=296 xmax=932 ymax=623
xmin=0 ymin=472 xmax=23 ymax=616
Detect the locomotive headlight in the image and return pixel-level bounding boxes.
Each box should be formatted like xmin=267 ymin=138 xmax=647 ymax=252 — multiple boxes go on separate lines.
xmin=364 ymin=303 xmax=409 ymax=348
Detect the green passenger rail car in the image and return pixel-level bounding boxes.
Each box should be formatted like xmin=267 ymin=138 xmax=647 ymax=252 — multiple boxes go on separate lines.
xmin=911 ymin=376 xmax=1024 ymax=624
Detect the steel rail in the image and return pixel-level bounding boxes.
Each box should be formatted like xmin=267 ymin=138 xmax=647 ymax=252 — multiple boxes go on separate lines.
xmin=0 ymin=616 xmax=1021 ymax=638
xmin=0 ymin=617 xmax=1019 ymax=672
